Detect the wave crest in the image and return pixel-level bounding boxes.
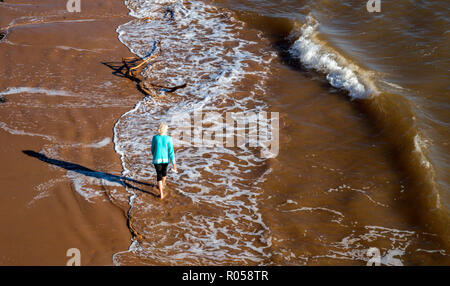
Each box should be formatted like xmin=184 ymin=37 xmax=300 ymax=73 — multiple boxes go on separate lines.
xmin=289 ymin=15 xmax=377 ymax=99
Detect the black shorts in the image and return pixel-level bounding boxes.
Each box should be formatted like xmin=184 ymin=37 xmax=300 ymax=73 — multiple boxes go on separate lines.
xmin=154 ymin=163 xmax=168 ymax=181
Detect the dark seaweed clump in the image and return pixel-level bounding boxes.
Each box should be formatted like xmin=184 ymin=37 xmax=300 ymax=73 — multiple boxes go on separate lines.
xmin=0 ymin=96 xmax=5 ymax=103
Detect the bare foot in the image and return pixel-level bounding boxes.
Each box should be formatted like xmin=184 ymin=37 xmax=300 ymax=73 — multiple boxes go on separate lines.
xmin=160 ymin=191 xmax=167 ymax=199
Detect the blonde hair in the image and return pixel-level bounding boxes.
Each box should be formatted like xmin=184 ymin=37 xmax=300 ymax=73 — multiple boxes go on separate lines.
xmin=158 ymin=122 xmax=168 ymax=135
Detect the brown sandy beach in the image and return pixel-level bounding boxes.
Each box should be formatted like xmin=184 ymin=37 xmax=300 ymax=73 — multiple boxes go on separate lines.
xmin=0 ymin=0 xmax=449 ymax=266
xmin=0 ymin=0 xmax=139 ymax=265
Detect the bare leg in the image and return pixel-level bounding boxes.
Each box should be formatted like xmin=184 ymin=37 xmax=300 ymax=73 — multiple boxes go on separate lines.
xmin=162 ymin=176 xmax=167 ymax=188
xmin=160 ymin=176 xmax=167 ymax=199
xmin=158 ymin=180 xmax=165 ymax=199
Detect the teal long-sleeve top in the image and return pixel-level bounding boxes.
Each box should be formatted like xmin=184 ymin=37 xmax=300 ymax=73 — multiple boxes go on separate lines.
xmin=151 ymin=134 xmax=175 ymax=164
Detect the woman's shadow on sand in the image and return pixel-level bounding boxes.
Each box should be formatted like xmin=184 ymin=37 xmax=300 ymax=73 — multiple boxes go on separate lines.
xmin=22 ymin=150 xmax=159 ymax=197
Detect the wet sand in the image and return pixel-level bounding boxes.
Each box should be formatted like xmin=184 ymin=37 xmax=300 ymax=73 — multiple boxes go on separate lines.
xmin=0 ymin=0 xmax=139 ymax=265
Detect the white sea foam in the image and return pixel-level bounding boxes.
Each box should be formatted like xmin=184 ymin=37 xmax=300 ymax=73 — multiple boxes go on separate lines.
xmin=322 ymin=225 xmax=448 ymax=265
xmin=0 ymin=86 xmax=132 ymax=109
xmin=0 ymin=118 xmax=112 ymax=149
xmin=87 ymin=137 xmax=111 ymax=148
xmin=413 ymin=133 xmax=441 ymax=208
xmin=113 ymin=0 xmax=276 ymax=265
xmin=4 ymin=16 xmax=96 ymax=30
xmin=380 ymin=80 xmax=406 ymax=91
xmin=320 ymin=225 xmax=415 ymax=265
xmin=54 ymin=45 xmax=107 ymax=53
xmin=0 ymin=121 xmax=55 ymax=141
xmin=0 ymin=87 xmax=77 ymax=97
xmin=277 ymin=201 xmax=345 ymax=224
xmin=327 ymin=184 xmax=389 ymax=208
xmin=289 ymin=15 xmax=377 ymax=99
xmin=71 ymin=137 xmax=111 ymax=149
xmin=66 ymin=171 xmax=107 ymax=202
xmin=27 ymin=178 xmax=64 ymax=207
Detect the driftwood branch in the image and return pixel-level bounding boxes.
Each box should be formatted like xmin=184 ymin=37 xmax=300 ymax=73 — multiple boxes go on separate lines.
xmin=120 ymin=41 xmax=187 ymax=97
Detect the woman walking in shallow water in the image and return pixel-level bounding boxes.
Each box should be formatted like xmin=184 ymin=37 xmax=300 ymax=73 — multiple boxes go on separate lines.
xmin=151 ymin=123 xmax=177 ymax=199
